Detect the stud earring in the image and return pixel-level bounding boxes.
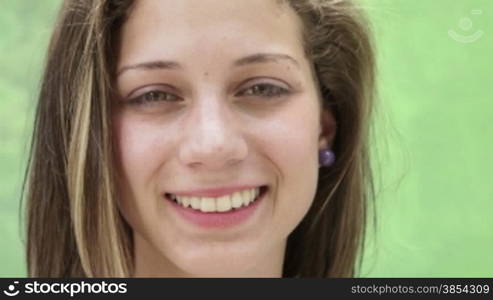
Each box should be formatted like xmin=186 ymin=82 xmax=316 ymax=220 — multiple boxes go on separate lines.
xmin=319 ymin=149 xmax=335 ymax=167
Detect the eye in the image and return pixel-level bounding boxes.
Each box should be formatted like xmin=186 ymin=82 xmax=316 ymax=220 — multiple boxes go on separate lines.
xmin=236 ymin=83 xmax=290 ymax=98
xmin=127 ymin=90 xmax=182 ymax=105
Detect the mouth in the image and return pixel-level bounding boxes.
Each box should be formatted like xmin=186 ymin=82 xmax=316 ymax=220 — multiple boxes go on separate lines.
xmin=164 ymin=186 xmax=268 ymax=214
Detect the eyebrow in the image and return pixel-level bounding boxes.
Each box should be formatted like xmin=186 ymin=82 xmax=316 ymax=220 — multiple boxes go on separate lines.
xmin=233 ymin=53 xmax=300 ymax=68
xmin=116 ymin=53 xmax=300 ymax=77
xmin=117 ymin=61 xmax=180 ymax=77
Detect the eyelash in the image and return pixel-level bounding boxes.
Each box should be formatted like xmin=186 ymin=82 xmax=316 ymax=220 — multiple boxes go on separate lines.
xmin=237 ymin=83 xmax=290 ymax=98
xmin=127 ymin=83 xmax=290 ymax=105
xmin=127 ymin=90 xmax=181 ymax=105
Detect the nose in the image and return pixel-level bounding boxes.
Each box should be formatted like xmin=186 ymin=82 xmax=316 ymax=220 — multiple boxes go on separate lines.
xmin=178 ymin=97 xmax=248 ymax=170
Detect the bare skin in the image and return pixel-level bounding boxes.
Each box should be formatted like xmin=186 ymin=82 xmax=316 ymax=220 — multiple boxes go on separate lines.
xmin=114 ymin=0 xmax=336 ymax=277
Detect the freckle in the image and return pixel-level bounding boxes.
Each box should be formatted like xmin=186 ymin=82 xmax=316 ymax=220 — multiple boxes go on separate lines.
xmin=204 ymin=72 xmax=209 ymax=76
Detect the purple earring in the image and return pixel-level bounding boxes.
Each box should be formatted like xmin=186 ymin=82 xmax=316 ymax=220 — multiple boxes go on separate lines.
xmin=319 ymin=149 xmax=335 ymax=167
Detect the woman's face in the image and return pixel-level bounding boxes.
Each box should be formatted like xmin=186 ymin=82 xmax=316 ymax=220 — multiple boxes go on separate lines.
xmin=114 ymin=0 xmax=334 ymax=277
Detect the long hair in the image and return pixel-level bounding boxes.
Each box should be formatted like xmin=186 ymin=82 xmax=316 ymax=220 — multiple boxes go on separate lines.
xmin=24 ymin=0 xmax=375 ymax=277
xmin=284 ymin=0 xmax=376 ymax=277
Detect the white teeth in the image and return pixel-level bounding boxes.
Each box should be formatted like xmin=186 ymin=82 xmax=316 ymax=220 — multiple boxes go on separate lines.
xmin=200 ymin=197 xmax=216 ymax=212
xmin=181 ymin=196 xmax=191 ymax=208
xmin=216 ymin=195 xmax=232 ymax=212
xmin=170 ymin=187 xmax=262 ymax=212
xmin=241 ymin=190 xmax=251 ymax=206
xmin=191 ymin=197 xmax=200 ymax=209
xmin=231 ymin=192 xmax=243 ymax=209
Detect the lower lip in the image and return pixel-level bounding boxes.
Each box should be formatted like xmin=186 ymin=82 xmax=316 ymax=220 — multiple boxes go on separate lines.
xmin=166 ymin=189 xmax=265 ymax=229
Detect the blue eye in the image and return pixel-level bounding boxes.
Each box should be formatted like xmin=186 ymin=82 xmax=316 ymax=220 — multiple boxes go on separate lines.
xmin=238 ymin=83 xmax=290 ymax=98
xmin=128 ymin=90 xmax=181 ymax=105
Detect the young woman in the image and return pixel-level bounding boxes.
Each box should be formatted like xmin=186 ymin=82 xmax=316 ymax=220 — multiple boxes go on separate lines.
xmin=24 ymin=0 xmax=375 ymax=277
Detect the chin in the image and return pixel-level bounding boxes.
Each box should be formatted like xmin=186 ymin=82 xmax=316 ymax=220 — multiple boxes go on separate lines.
xmin=164 ymin=239 xmax=272 ymax=277
xmin=171 ymin=251 xmax=259 ymax=277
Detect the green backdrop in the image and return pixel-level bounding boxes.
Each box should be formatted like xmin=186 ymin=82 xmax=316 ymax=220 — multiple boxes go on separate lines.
xmin=1 ymin=0 xmax=491 ymax=277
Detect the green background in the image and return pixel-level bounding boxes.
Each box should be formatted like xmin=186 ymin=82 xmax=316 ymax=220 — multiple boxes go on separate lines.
xmin=1 ymin=0 xmax=491 ymax=277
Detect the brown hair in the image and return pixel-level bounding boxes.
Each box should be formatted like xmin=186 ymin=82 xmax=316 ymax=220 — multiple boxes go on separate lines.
xmin=24 ymin=0 xmax=375 ymax=277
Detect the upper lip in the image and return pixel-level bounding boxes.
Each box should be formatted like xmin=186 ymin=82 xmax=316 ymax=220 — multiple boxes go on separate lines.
xmin=165 ymin=185 xmax=265 ymax=198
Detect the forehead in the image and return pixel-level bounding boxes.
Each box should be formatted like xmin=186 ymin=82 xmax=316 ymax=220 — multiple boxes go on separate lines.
xmin=118 ymin=0 xmax=306 ymax=68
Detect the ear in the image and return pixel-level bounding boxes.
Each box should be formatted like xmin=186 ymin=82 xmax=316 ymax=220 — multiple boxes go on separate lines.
xmin=319 ymin=109 xmax=336 ymax=150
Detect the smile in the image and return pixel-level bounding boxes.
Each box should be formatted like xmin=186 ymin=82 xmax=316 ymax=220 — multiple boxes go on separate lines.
xmin=165 ymin=186 xmax=267 ymax=213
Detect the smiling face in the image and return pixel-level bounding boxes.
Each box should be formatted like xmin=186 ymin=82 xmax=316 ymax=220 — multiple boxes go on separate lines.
xmin=113 ymin=0 xmax=335 ymax=277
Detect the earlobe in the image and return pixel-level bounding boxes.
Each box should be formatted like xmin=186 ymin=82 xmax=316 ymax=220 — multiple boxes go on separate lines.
xmin=318 ymin=109 xmax=337 ymax=168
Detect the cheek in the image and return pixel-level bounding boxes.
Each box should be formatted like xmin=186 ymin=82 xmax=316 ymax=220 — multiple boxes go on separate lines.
xmin=112 ymin=114 xmax=176 ymax=225
xmin=251 ymin=100 xmax=320 ymax=231
xmin=256 ymin=100 xmax=320 ymax=172
xmin=114 ymin=115 xmax=171 ymax=188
